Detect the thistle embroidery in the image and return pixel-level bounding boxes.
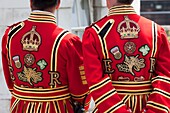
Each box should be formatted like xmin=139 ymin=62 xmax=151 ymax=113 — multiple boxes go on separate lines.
xmin=17 ymin=66 xmax=42 ymax=86
xmin=117 ymin=55 xmax=145 ymax=76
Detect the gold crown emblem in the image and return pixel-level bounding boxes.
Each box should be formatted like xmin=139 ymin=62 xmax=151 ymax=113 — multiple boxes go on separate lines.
xmin=21 ymin=26 xmax=41 ymax=51
xmin=117 ymin=16 xmax=140 ymax=39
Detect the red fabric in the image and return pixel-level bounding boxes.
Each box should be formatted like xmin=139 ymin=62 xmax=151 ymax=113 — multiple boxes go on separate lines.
xmin=1 ymin=11 xmax=90 ymax=113
xmin=82 ymin=5 xmax=170 ymax=113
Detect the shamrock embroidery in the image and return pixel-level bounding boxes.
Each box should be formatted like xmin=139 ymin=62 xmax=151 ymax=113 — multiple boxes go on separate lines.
xmin=139 ymin=45 xmax=150 ymax=56
xmin=37 ymin=59 xmax=47 ymax=70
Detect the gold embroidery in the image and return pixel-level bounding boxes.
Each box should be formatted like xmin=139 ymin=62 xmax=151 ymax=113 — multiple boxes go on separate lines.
xmin=79 ymin=66 xmax=84 ymax=70
xmin=110 ymin=46 xmax=122 ymax=60
xmin=124 ymin=41 xmax=136 ymax=54
xmin=82 ymin=81 xmax=88 ymax=85
xmin=103 ymin=59 xmax=114 ymax=74
xmin=80 ymin=71 xmax=85 ymax=75
xmin=134 ymin=76 xmax=145 ymax=82
xmin=17 ymin=66 xmax=42 ymax=86
xmin=117 ymin=55 xmax=145 ymax=76
xmin=9 ymin=66 xmax=15 ymax=81
xmin=118 ymin=76 xmax=130 ymax=81
xmin=49 ymin=71 xmax=61 ymax=87
xmin=21 ymin=26 xmax=41 ymax=51
xmin=117 ymin=16 xmax=140 ymax=39
xmin=12 ymin=56 xmax=22 ymax=69
xmin=24 ymin=54 xmax=35 ymax=66
xmin=149 ymin=57 xmax=156 ymax=73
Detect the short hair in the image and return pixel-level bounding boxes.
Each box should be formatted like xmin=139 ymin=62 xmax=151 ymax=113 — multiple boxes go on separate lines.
xmin=32 ymin=0 xmax=58 ymax=10
xmin=117 ymin=0 xmax=134 ymax=4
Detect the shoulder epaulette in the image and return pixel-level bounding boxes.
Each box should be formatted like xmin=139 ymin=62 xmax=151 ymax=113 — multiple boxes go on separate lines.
xmin=7 ymin=21 xmax=23 ymax=28
xmin=7 ymin=22 xmax=25 ymax=38
xmin=89 ymin=17 xmax=115 ymax=36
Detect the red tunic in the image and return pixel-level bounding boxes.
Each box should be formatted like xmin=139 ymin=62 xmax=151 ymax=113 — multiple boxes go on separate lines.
xmin=2 ymin=11 xmax=90 ymax=113
xmin=82 ymin=5 xmax=170 ymax=113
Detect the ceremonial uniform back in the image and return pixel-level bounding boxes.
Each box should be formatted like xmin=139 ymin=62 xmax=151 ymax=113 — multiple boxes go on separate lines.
xmin=2 ymin=11 xmax=90 ymax=113
xmin=83 ymin=5 xmax=170 ymax=113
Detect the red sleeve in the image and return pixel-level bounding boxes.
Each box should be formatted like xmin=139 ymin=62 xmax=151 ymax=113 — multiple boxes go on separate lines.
xmin=1 ymin=27 xmax=14 ymax=92
xmin=144 ymin=27 xmax=170 ymax=113
xmin=61 ymin=34 xmax=90 ymax=105
xmin=82 ymin=29 xmax=129 ymax=113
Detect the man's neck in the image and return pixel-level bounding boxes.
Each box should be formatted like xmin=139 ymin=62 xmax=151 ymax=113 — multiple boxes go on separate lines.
xmin=31 ymin=7 xmax=55 ymax=14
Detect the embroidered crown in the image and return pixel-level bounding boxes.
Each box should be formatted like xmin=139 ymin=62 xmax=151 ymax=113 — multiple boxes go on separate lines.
xmin=21 ymin=26 xmax=41 ymax=51
xmin=117 ymin=16 xmax=140 ymax=39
